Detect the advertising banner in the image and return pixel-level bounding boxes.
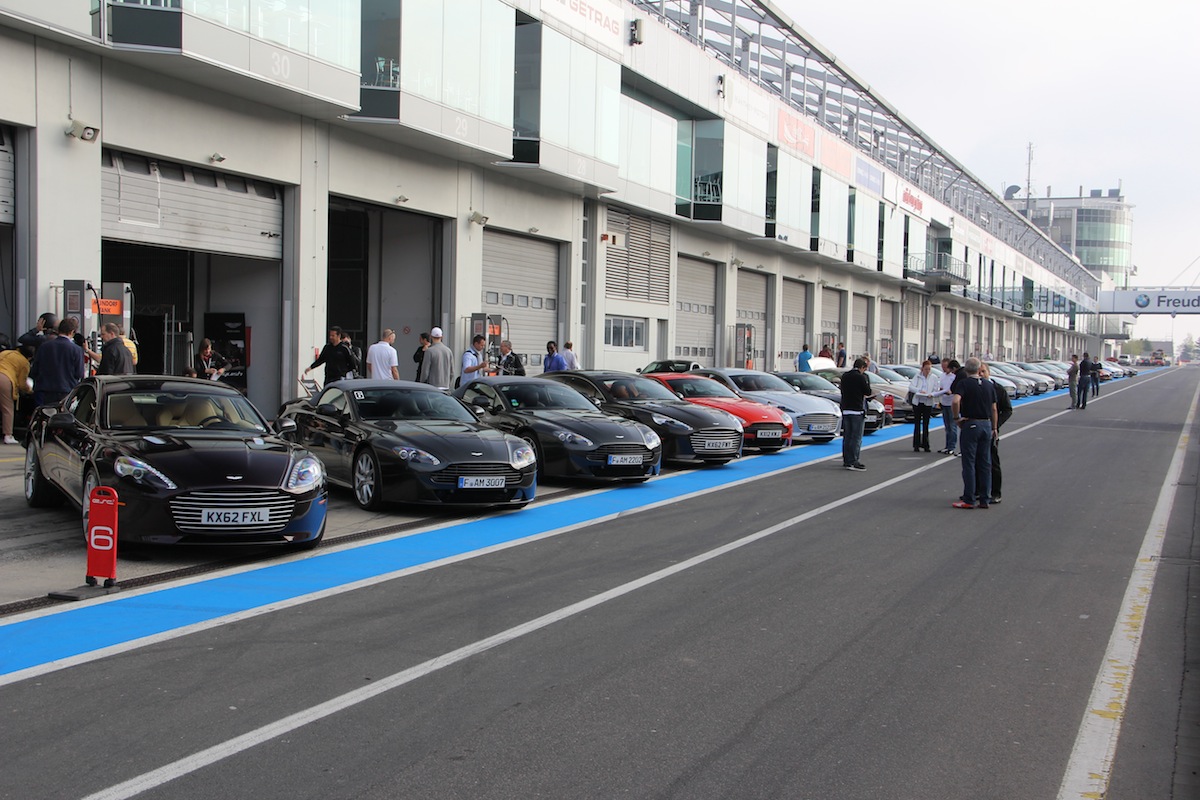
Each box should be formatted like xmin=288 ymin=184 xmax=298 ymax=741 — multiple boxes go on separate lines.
xmin=1098 ymin=290 xmax=1200 ymax=314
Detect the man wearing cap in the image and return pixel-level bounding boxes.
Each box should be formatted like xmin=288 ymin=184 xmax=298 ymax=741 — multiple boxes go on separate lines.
xmin=418 ymin=327 xmax=454 ymax=389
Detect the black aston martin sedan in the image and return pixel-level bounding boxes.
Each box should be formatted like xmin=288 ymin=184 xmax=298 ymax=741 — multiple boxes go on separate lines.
xmin=278 ymin=380 xmax=537 ymax=509
xmin=542 ymin=371 xmax=742 ymax=464
xmin=24 ymin=376 xmax=328 ymax=547
xmin=454 ymin=376 xmax=663 ymax=481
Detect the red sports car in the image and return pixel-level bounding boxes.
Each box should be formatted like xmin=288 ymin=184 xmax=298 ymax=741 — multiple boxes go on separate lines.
xmin=646 ymin=372 xmax=793 ymax=451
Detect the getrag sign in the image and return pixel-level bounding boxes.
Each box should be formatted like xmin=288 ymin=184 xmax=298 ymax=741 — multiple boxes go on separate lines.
xmin=1098 ymin=290 xmax=1200 ymax=314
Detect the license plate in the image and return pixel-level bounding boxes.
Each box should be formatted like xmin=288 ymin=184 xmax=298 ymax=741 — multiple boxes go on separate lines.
xmin=703 ymin=439 xmax=734 ymax=449
xmin=607 ymin=454 xmax=642 ymax=465
xmin=756 ymin=429 xmax=783 ymax=439
xmin=458 ymin=476 xmax=505 ymax=488
xmin=807 ymin=423 xmax=835 ymax=432
xmin=202 ymin=507 xmax=270 ymax=525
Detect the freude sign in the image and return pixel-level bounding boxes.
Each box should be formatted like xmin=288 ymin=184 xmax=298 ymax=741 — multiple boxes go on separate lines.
xmin=1098 ymin=290 xmax=1200 ymax=314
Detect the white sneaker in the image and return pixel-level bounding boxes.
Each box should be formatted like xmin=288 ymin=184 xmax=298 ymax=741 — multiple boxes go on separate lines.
xmin=3 ymin=435 xmax=18 ymax=445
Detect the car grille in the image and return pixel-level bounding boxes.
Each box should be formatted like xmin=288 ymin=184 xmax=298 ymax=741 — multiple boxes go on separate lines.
xmin=688 ymin=429 xmax=742 ymax=452
xmin=430 ymin=463 xmax=524 ymax=486
xmin=586 ymin=443 xmax=655 ymax=464
xmin=794 ymin=412 xmax=839 ymax=429
xmin=746 ymin=423 xmax=787 ymax=436
xmin=169 ymin=489 xmax=296 ymax=534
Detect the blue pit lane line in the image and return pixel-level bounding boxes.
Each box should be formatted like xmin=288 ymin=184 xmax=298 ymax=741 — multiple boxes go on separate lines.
xmin=0 ymin=387 xmax=1070 ymax=678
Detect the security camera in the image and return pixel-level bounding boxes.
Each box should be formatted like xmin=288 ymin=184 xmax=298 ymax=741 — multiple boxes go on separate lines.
xmin=65 ymin=120 xmax=100 ymax=142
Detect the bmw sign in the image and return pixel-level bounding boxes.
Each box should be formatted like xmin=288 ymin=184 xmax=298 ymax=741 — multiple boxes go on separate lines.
xmin=1099 ymin=290 xmax=1200 ymax=314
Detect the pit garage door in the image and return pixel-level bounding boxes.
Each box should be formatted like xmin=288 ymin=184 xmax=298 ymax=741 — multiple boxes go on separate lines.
xmin=736 ymin=269 xmax=768 ymax=368
xmin=821 ymin=287 xmax=843 ymax=352
xmin=780 ymin=278 xmax=808 ymax=365
xmin=878 ymin=300 xmax=896 ymax=363
xmin=101 ymin=150 xmax=282 ymax=258
xmin=483 ymin=230 xmax=559 ymax=374
xmin=851 ymin=294 xmax=870 ymax=357
xmin=676 ymin=256 xmax=717 ymax=363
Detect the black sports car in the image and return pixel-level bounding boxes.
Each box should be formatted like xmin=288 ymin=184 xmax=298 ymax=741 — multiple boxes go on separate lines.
xmin=455 ymin=376 xmax=663 ymax=481
xmin=277 ymin=380 xmax=537 ymax=509
xmin=542 ymin=371 xmax=742 ymax=464
xmin=24 ymin=376 xmax=327 ymax=547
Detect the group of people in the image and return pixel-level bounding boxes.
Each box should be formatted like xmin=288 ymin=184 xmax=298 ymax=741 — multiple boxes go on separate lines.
xmin=840 ymin=354 xmax=1012 ymax=510
xmin=305 ymin=326 xmax=580 ymax=391
xmin=1067 ymin=353 xmax=1102 ymax=409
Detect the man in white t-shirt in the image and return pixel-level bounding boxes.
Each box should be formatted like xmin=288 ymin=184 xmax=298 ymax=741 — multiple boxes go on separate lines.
xmin=366 ymin=329 xmax=399 ymax=380
xmin=561 ymin=341 xmax=580 ymax=370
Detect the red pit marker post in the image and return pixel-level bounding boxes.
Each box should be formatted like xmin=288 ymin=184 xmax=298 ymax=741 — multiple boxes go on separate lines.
xmin=85 ymin=486 xmax=119 ymax=589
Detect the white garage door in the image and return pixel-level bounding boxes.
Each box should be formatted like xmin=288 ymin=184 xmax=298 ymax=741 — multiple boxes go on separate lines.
xmin=821 ymin=287 xmax=842 ymax=349
xmin=780 ymin=278 xmax=808 ymax=365
xmin=736 ymin=269 xmax=768 ymax=367
xmin=483 ymin=230 xmax=559 ymax=374
xmin=851 ymin=294 xmax=870 ymax=357
xmin=676 ymin=256 xmax=717 ymax=362
xmin=101 ymin=149 xmax=282 ymax=259
xmin=878 ymin=300 xmax=895 ymax=363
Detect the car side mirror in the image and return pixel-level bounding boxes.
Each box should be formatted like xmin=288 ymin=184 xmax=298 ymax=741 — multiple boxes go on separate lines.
xmin=317 ymin=403 xmax=339 ymax=417
xmin=635 ymin=367 xmax=642 ymax=373
xmin=48 ymin=412 xmax=77 ymax=431
xmin=274 ymin=418 xmax=297 ymax=436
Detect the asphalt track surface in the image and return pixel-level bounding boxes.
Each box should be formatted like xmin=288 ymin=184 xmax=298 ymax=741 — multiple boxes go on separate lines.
xmin=1 ymin=368 xmax=1197 ymax=800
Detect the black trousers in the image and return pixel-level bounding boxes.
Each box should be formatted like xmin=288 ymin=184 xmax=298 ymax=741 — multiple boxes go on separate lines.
xmin=911 ymin=404 xmax=933 ymax=449
xmin=977 ymin=436 xmax=1002 ymax=498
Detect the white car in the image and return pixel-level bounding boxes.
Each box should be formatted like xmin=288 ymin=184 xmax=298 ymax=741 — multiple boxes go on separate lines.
xmin=691 ymin=368 xmax=842 ymax=442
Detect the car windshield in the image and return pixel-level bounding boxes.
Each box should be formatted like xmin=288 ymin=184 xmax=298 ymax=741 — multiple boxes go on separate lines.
xmin=604 ymin=376 xmax=678 ymax=401
xmin=877 ymin=367 xmax=905 ymax=382
xmin=353 ymin=387 xmax=475 ymax=422
xmin=664 ymin=376 xmax=738 ymax=399
xmin=731 ymin=373 xmax=793 ymax=392
xmin=780 ymin=373 xmax=837 ymax=391
xmin=494 ymin=382 xmax=595 ymax=411
xmin=105 ymin=390 xmax=267 ymax=432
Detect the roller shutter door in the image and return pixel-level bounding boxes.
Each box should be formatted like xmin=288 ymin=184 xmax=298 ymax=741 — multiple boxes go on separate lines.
xmin=851 ymin=294 xmax=870 ymax=356
xmin=780 ymin=279 xmax=808 ymax=364
xmin=878 ymin=300 xmax=895 ymax=363
xmin=959 ymin=310 xmax=970 ymax=358
xmin=676 ymin=256 xmax=717 ymax=362
xmin=0 ymin=127 xmax=13 ymax=225
xmin=736 ymin=269 xmax=768 ymax=366
xmin=606 ymin=206 xmax=670 ymax=303
xmin=821 ymin=287 xmax=842 ymax=349
xmin=101 ymin=150 xmax=282 ymax=259
xmin=483 ymin=230 xmax=559 ymax=374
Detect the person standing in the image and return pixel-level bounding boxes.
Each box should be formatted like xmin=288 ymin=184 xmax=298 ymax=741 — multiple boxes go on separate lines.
xmin=88 ymin=323 xmax=135 ymax=375
xmin=1067 ymin=355 xmax=1079 ymax=409
xmin=29 ymin=318 xmax=86 ymax=406
xmin=1091 ymin=354 xmax=1102 ymax=397
xmin=543 ymin=340 xmax=567 ymax=373
xmin=1076 ymin=353 xmax=1091 ymax=409
xmin=839 ymin=357 xmax=874 ymax=471
xmin=0 ymin=347 xmax=32 ymax=444
xmin=460 ymin=334 xmax=492 ymax=384
xmin=818 ymin=343 xmax=833 ymax=359
xmin=17 ymin=312 xmax=58 ymax=350
xmin=797 ymin=344 xmax=813 ymax=372
xmin=305 ymin=327 xmax=356 ymax=384
xmin=366 ymin=329 xmax=400 ymax=380
xmin=195 ymin=338 xmax=229 ymax=381
xmin=937 ymin=358 xmax=960 ymax=454
xmin=561 ymin=341 xmax=580 ymax=370
xmin=977 ymin=362 xmax=1011 ymax=505
xmin=907 ymin=359 xmax=939 ymax=453
xmin=951 ymin=357 xmax=998 ymax=509
xmin=412 ymin=332 xmax=430 ymax=380
xmin=497 ymin=340 xmax=525 ymax=376
xmin=418 ymin=327 xmax=453 ymax=389
xmin=835 ymin=342 xmax=847 ymax=368
xmin=863 ymin=352 xmax=879 ymax=374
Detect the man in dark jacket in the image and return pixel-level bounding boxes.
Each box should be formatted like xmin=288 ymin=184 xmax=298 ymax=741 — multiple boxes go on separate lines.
xmin=304 ymin=326 xmax=357 ymax=384
xmin=839 ymin=358 xmax=875 ymax=471
xmin=1076 ymin=352 xmax=1091 ymax=409
xmin=977 ymin=362 xmax=1011 ymax=504
xmin=29 ymin=318 xmax=86 ymax=405
xmin=88 ymin=323 xmax=135 ymax=375
xmin=17 ymin=313 xmax=58 ymax=350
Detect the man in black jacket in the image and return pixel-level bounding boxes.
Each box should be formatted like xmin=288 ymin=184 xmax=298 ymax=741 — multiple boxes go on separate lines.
xmin=839 ymin=358 xmax=875 ymax=471
xmin=977 ymin=362 xmax=1011 ymax=504
xmin=88 ymin=323 xmax=134 ymax=375
xmin=1076 ymin=352 xmax=1091 ymax=409
xmin=304 ymin=326 xmax=357 ymax=384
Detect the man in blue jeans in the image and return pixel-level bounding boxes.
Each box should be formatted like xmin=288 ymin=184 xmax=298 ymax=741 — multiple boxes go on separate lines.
xmin=839 ymin=357 xmax=875 ymax=471
xmin=951 ymin=357 xmax=998 ymax=509
xmin=938 ymin=358 xmax=960 ymax=454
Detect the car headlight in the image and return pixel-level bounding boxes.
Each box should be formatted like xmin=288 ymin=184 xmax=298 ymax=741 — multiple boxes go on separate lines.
xmin=650 ymin=413 xmax=693 ymax=433
xmin=640 ymin=427 xmax=662 ymax=449
xmin=554 ymin=430 xmax=594 ymax=447
xmin=777 ymin=411 xmax=794 ymax=427
xmin=392 ymin=446 xmax=441 ymax=466
xmin=114 ymin=455 xmax=177 ymax=490
xmin=508 ymin=442 xmax=537 ymax=470
xmin=284 ymin=455 xmax=324 ymax=494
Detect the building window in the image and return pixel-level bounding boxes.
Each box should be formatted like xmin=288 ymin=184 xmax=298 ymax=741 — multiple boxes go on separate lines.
xmin=604 ymin=316 xmax=646 ymax=350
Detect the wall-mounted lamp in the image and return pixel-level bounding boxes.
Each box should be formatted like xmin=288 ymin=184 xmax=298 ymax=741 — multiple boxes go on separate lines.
xmin=209 ymin=152 xmax=226 ymax=163
xmin=64 ymin=120 xmax=100 ymax=142
xmin=528 ymin=226 xmax=539 ymax=234
xmin=468 ymin=211 xmax=489 ymax=226
xmin=394 ymin=195 xmax=409 ymax=204
xmin=701 ymin=251 xmax=711 ymax=257
xmin=731 ymin=257 xmax=745 ymax=268
xmin=629 ymin=18 xmax=644 ymax=45
xmin=716 ymin=74 xmax=726 ymax=98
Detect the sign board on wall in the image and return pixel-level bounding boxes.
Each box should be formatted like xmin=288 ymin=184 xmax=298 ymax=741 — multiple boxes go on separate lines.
xmin=776 ymin=110 xmax=815 ymax=159
xmin=1099 ymin=290 xmax=1200 ymax=314
xmin=540 ymin=0 xmax=625 ymax=53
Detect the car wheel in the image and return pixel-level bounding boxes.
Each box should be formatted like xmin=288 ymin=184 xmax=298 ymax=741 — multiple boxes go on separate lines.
xmin=24 ymin=444 xmax=64 ymax=508
xmin=352 ymin=448 xmax=383 ymax=510
xmin=80 ymin=470 xmax=100 ymax=541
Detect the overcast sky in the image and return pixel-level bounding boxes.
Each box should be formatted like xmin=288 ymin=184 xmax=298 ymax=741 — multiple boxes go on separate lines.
xmin=777 ymin=0 xmax=1200 ymax=346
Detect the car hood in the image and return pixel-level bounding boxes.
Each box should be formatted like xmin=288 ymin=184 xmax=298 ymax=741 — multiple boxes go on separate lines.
xmin=612 ymin=400 xmax=737 ymax=428
xmin=366 ymin=419 xmax=517 ymax=459
xmin=682 ymin=396 xmax=788 ymax=424
xmin=740 ymin=390 xmax=840 ymax=415
xmin=518 ymin=408 xmax=652 ymax=437
xmin=114 ymin=431 xmax=297 ymax=485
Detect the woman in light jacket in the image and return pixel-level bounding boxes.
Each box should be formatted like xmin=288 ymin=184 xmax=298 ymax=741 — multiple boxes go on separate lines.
xmin=908 ymin=359 xmax=940 ymax=453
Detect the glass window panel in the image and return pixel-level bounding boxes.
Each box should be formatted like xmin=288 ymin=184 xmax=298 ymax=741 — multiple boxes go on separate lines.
xmin=310 ymin=0 xmax=358 ymax=68
xmin=442 ymin=0 xmax=481 ymax=115
xmin=251 ymin=0 xmax=308 ymax=52
xmin=360 ymin=0 xmax=399 ymax=84
xmin=595 ymin=55 xmax=621 ymax=164
xmin=540 ymin=28 xmax=571 ymax=147
xmin=568 ymin=40 xmax=597 ymax=157
xmin=479 ymin=0 xmax=515 ymax=126
xmin=513 ymin=22 xmax=541 ymax=139
xmin=401 ymin=0 xmax=443 ymax=100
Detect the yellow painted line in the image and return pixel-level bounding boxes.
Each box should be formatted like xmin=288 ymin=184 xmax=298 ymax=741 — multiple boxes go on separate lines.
xmin=0 ymin=457 xmax=22 ymax=463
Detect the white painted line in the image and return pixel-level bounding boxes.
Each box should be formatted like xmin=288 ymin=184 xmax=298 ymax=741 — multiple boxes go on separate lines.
xmin=1055 ymin=377 xmax=1199 ymax=799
